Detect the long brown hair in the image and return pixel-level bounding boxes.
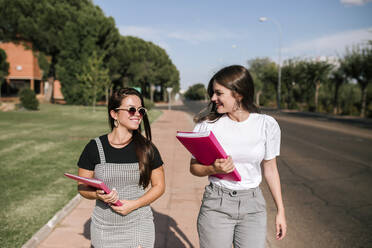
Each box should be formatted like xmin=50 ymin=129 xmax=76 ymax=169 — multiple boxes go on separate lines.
xmin=108 ymin=88 xmax=154 ymax=189
xmin=195 ymin=65 xmax=259 ymax=123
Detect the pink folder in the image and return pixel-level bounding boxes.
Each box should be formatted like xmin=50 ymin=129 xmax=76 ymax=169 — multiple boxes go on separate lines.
xmin=176 ymin=131 xmax=241 ymax=181
xmin=64 ymin=173 xmax=123 ymax=206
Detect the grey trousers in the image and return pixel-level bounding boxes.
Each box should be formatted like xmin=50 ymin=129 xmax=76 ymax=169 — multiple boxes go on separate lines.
xmin=197 ymin=183 xmax=267 ymax=248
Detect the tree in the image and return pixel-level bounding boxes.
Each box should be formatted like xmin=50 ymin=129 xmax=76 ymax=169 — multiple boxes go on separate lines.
xmin=247 ymin=57 xmax=275 ymax=106
xmin=0 ymin=0 xmax=119 ymax=104
xmin=341 ymin=43 xmax=372 ymax=117
xmin=184 ymin=83 xmax=207 ymax=100
xmin=56 ymin=3 xmax=119 ymax=104
xmin=77 ymin=51 xmax=110 ymax=111
xmin=0 ymin=0 xmax=89 ymax=101
xmin=329 ymin=66 xmax=346 ymax=114
xmin=302 ymin=60 xmax=333 ymax=112
xmin=260 ymin=61 xmax=278 ymax=107
xmin=281 ymin=58 xmax=304 ymax=109
xmin=0 ymin=48 xmax=9 ymax=100
xmin=110 ymin=36 xmax=180 ymax=101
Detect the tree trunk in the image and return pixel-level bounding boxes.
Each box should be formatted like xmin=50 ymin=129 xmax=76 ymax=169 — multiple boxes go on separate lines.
xmin=162 ymin=87 xmax=167 ymax=102
xmin=315 ymin=81 xmax=320 ymax=112
xmin=255 ymin=90 xmax=261 ymax=106
xmin=360 ymin=85 xmax=367 ymax=118
xmin=44 ymin=76 xmax=54 ymax=102
xmin=44 ymin=57 xmax=56 ymax=103
xmin=150 ymin=83 xmax=154 ymax=102
xmin=333 ymin=83 xmax=340 ymax=115
xmin=105 ymin=85 xmax=109 ymax=106
xmin=93 ymin=86 xmax=96 ymax=112
xmin=0 ymin=80 xmax=3 ymax=100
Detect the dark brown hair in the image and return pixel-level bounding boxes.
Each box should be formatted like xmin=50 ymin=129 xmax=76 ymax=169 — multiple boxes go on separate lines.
xmin=108 ymin=88 xmax=154 ymax=189
xmin=195 ymin=65 xmax=259 ymax=123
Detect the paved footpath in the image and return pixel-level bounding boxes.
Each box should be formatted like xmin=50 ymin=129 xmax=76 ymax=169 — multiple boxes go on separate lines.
xmin=37 ymin=109 xmax=207 ymax=248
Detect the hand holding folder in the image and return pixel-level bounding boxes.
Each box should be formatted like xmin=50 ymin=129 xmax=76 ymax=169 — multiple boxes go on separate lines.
xmin=176 ymin=131 xmax=241 ymax=181
xmin=64 ymin=173 xmax=123 ymax=206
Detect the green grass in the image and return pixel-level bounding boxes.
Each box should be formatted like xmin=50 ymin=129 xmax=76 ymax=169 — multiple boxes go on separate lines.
xmin=0 ymin=103 xmax=162 ymax=248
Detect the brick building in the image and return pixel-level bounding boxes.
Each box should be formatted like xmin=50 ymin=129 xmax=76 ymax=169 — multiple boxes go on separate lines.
xmin=0 ymin=42 xmax=63 ymax=101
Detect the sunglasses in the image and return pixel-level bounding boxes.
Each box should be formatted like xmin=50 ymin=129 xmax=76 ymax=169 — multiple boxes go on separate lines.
xmin=115 ymin=106 xmax=147 ymax=117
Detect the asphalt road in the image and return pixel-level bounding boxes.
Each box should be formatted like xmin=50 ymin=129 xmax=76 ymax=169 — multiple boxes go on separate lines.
xmin=159 ymin=101 xmax=372 ymax=248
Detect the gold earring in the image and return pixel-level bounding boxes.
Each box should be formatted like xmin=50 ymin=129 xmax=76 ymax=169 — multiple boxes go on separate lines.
xmin=114 ymin=119 xmax=119 ymax=128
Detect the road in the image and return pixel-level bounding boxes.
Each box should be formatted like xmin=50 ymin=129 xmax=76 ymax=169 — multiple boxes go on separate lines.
xmin=163 ymin=100 xmax=372 ymax=248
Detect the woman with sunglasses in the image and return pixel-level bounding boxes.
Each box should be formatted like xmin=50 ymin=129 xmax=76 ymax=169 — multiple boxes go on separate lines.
xmin=190 ymin=65 xmax=287 ymax=248
xmin=77 ymin=88 xmax=165 ymax=248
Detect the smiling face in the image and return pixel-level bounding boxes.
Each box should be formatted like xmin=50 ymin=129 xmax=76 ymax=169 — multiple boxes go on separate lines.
xmin=111 ymin=95 xmax=143 ymax=131
xmin=211 ymin=82 xmax=241 ymax=114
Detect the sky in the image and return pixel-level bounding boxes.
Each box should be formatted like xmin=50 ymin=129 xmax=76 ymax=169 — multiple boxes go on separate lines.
xmin=93 ymin=0 xmax=372 ymax=91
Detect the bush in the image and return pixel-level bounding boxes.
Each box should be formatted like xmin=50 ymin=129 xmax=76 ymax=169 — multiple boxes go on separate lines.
xmin=19 ymin=88 xmax=39 ymax=110
xmin=184 ymin=83 xmax=207 ymax=100
xmin=143 ymin=98 xmax=154 ymax=110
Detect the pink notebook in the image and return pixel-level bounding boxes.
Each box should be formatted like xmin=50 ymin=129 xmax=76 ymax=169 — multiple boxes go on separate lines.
xmin=64 ymin=173 xmax=123 ymax=206
xmin=176 ymin=131 xmax=241 ymax=181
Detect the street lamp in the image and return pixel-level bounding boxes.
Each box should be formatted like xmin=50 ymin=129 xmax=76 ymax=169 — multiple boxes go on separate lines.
xmin=259 ymin=16 xmax=282 ymax=110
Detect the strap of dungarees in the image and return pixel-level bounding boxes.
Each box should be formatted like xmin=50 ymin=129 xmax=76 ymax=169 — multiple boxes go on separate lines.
xmin=94 ymin=137 xmax=106 ymax=164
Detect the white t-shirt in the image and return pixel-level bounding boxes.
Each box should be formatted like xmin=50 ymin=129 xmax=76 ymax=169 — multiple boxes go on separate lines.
xmin=193 ymin=113 xmax=281 ymax=190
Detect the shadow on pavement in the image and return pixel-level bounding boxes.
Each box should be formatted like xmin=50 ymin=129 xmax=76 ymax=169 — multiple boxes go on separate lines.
xmin=82 ymin=218 xmax=91 ymax=240
xmin=81 ymin=210 xmax=195 ymax=248
xmin=153 ymin=208 xmax=195 ymax=248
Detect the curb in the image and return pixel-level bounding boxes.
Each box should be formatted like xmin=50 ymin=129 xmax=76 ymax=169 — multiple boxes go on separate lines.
xmin=22 ymin=194 xmax=82 ymax=248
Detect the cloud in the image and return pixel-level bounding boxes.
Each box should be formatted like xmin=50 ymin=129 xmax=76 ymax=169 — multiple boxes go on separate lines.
xmin=168 ymin=30 xmax=237 ymax=44
xmin=118 ymin=25 xmax=171 ymax=50
xmin=119 ymin=26 xmax=162 ymax=40
xmin=340 ymin=0 xmax=372 ymax=6
xmin=119 ymin=25 xmax=238 ymax=45
xmin=283 ymin=27 xmax=372 ymax=58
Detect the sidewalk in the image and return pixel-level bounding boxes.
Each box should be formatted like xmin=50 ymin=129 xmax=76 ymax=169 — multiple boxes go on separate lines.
xmin=36 ymin=109 xmax=206 ymax=248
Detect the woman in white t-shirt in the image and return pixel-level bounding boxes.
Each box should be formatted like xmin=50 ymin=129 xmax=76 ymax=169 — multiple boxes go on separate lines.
xmin=190 ymin=65 xmax=287 ymax=248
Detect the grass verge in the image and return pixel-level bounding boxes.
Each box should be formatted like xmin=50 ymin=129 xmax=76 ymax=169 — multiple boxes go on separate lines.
xmin=0 ymin=103 xmax=162 ymax=248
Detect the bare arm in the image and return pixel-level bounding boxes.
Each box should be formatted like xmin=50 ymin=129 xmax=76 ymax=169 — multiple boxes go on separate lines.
xmin=111 ymin=165 xmax=165 ymax=215
xmin=262 ymin=158 xmax=287 ymax=240
xmin=189 ymin=157 xmax=235 ymax=177
xmin=77 ymin=168 xmax=119 ymax=204
xmin=77 ymin=168 xmax=96 ymax=199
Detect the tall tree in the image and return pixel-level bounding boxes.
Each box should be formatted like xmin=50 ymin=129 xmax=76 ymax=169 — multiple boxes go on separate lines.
xmin=110 ymin=36 xmax=179 ymax=101
xmin=247 ymin=57 xmax=275 ymax=106
xmin=0 ymin=0 xmax=90 ymax=101
xmin=0 ymin=48 xmax=9 ymax=100
xmin=0 ymin=0 xmax=119 ymax=104
xmin=303 ymin=60 xmax=333 ymax=112
xmin=77 ymin=51 xmax=110 ymax=111
xmin=341 ymin=43 xmax=372 ymax=117
xmin=56 ymin=3 xmax=119 ymax=104
xmin=281 ymin=58 xmax=304 ymax=109
xmin=329 ymin=66 xmax=346 ymax=115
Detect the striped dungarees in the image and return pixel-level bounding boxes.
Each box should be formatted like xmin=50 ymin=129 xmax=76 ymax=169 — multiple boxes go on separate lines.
xmin=91 ymin=138 xmax=154 ymax=248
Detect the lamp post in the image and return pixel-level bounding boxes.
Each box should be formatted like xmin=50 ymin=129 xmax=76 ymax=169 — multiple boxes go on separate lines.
xmin=259 ymin=16 xmax=282 ymax=110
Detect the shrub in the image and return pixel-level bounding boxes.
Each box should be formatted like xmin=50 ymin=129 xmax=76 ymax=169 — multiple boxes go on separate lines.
xmin=19 ymin=88 xmax=39 ymax=110
xmin=184 ymin=83 xmax=207 ymax=100
xmin=143 ymin=98 xmax=154 ymax=110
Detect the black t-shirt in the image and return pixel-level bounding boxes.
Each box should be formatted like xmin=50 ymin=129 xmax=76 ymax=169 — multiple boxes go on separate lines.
xmin=78 ymin=134 xmax=163 ymax=171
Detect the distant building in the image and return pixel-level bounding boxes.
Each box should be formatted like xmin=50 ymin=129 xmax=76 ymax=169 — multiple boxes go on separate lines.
xmin=0 ymin=42 xmax=63 ymax=101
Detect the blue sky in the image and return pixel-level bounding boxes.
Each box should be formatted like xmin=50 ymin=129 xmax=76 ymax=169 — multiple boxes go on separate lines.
xmin=93 ymin=0 xmax=372 ymax=90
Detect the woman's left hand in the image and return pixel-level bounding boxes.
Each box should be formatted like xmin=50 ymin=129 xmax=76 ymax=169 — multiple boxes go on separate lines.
xmin=275 ymin=211 xmax=287 ymax=240
xmin=110 ymin=200 xmax=138 ymax=216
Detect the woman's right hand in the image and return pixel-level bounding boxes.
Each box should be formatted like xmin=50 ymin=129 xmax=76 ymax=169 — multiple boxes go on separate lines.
xmin=212 ymin=156 xmax=235 ymax=174
xmin=96 ymin=188 xmax=119 ymax=204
